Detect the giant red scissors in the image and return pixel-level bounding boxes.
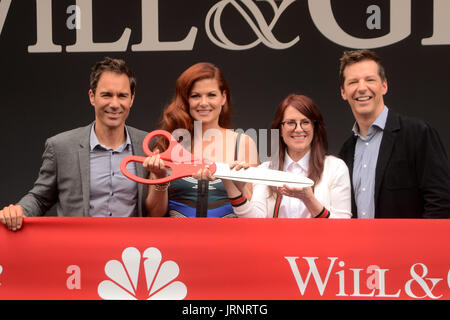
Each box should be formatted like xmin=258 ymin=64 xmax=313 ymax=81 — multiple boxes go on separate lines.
xmin=120 ymin=130 xmax=314 ymax=187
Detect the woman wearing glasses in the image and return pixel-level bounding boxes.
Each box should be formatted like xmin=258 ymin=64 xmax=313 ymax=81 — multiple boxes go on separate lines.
xmin=222 ymin=94 xmax=352 ymax=218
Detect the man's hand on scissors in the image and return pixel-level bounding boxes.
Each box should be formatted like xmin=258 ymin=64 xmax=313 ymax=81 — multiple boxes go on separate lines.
xmin=0 ymin=204 xmax=24 ymax=231
xmin=143 ymin=150 xmax=169 ymax=179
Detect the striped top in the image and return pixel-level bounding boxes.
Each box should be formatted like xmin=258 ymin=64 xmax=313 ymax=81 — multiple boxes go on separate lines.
xmin=167 ymin=132 xmax=242 ymax=218
xmin=168 ymin=177 xmax=236 ymax=217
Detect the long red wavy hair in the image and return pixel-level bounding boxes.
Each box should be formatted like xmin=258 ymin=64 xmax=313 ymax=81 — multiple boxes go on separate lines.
xmin=155 ymin=62 xmax=233 ymax=151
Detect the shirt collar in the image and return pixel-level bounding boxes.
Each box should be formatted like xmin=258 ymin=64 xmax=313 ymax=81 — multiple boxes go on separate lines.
xmin=283 ymin=149 xmax=310 ymax=173
xmin=90 ymin=122 xmax=132 ymax=152
xmin=352 ymin=106 xmax=389 ymax=137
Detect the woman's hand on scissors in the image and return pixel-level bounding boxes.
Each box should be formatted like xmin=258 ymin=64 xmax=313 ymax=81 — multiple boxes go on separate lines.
xmin=142 ymin=150 xmax=169 ymax=179
xmin=228 ymin=161 xmax=251 ymax=190
xmin=192 ymin=167 xmax=216 ymax=181
xmin=229 ymin=161 xmax=251 ymax=171
xmin=280 ymin=184 xmax=324 ymax=217
xmin=280 ymin=185 xmax=315 ymax=202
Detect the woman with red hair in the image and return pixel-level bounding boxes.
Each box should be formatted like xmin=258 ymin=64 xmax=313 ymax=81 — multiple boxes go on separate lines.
xmin=144 ymin=62 xmax=258 ymax=217
xmin=222 ymin=94 xmax=352 ymax=218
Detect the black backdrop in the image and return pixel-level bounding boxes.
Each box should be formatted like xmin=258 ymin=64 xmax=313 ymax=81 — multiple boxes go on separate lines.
xmin=1 ymin=0 xmax=449 ymax=212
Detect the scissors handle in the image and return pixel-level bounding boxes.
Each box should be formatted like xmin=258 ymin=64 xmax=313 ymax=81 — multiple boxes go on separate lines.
xmin=141 ymin=129 xmax=182 ymax=161
xmin=120 ymin=155 xmax=218 ymax=185
xmin=120 ymin=129 xmax=218 ymax=184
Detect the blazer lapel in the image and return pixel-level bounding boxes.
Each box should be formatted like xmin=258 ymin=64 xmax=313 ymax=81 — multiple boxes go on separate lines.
xmin=128 ymin=126 xmax=147 ymax=217
xmin=340 ymin=135 xmax=357 ymax=217
xmin=346 ymin=137 xmax=357 ymax=179
xmin=347 ymin=137 xmax=357 ymax=218
xmin=374 ymin=111 xmax=400 ymax=217
xmin=78 ymin=124 xmax=93 ymax=217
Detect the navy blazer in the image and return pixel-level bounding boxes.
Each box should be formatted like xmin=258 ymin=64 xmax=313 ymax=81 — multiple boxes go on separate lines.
xmin=339 ymin=110 xmax=450 ymax=218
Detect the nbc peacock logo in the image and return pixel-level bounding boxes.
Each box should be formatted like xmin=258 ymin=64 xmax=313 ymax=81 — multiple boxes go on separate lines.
xmin=98 ymin=247 xmax=187 ymax=300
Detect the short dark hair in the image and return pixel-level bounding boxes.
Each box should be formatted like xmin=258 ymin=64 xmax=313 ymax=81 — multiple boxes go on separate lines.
xmin=339 ymin=49 xmax=386 ymax=87
xmin=89 ymin=57 xmax=136 ymax=95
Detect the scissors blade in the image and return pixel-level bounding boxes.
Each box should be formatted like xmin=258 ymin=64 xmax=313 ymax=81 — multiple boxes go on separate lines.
xmin=213 ymin=163 xmax=314 ymax=188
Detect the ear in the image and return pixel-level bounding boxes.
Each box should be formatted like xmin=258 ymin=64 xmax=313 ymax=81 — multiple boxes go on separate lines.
xmin=88 ymin=89 xmax=95 ymax=106
xmin=130 ymin=93 xmax=135 ymax=107
xmin=221 ymin=90 xmax=227 ymax=107
xmin=382 ymin=79 xmax=388 ymax=95
xmin=340 ymin=86 xmax=348 ymax=101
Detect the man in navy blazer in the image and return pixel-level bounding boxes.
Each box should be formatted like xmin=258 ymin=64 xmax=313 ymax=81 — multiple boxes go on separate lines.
xmin=338 ymin=50 xmax=450 ymax=218
xmin=0 ymin=57 xmax=149 ymax=231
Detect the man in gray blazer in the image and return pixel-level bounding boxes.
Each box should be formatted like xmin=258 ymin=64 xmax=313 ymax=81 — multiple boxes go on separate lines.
xmin=0 ymin=57 xmax=149 ymax=231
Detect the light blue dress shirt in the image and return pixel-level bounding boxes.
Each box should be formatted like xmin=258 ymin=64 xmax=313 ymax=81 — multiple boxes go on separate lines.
xmin=89 ymin=125 xmax=138 ymax=217
xmin=352 ymin=106 xmax=389 ymax=219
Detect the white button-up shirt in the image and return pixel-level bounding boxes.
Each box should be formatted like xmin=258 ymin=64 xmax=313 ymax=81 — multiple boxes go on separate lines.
xmin=279 ymin=151 xmax=312 ymax=218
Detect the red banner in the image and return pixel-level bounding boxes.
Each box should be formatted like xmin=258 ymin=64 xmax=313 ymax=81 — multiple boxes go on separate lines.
xmin=0 ymin=217 xmax=449 ymax=300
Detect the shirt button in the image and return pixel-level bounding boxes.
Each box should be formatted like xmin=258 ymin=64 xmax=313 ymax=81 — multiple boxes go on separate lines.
xmin=362 ymin=212 xmax=366 ymax=216
xmin=365 ymin=142 xmax=369 ymax=146
xmin=363 ymin=164 xmax=367 ymax=168
xmin=362 ymin=188 xmax=366 ymax=192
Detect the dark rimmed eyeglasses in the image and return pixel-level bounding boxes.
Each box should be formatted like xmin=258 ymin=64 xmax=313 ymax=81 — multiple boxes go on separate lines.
xmin=280 ymin=119 xmax=314 ymax=131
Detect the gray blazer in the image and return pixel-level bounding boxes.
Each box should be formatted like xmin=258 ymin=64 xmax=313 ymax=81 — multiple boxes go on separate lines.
xmin=18 ymin=123 xmax=149 ymax=217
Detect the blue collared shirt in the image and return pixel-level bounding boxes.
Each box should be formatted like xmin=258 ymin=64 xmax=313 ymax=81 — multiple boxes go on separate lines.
xmin=89 ymin=124 xmax=138 ymax=217
xmin=352 ymin=106 xmax=389 ymax=219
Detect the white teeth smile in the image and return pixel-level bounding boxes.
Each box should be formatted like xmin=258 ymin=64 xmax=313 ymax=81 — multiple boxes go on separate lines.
xmin=292 ymin=136 xmax=306 ymax=140
xmin=356 ymin=96 xmax=371 ymax=101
